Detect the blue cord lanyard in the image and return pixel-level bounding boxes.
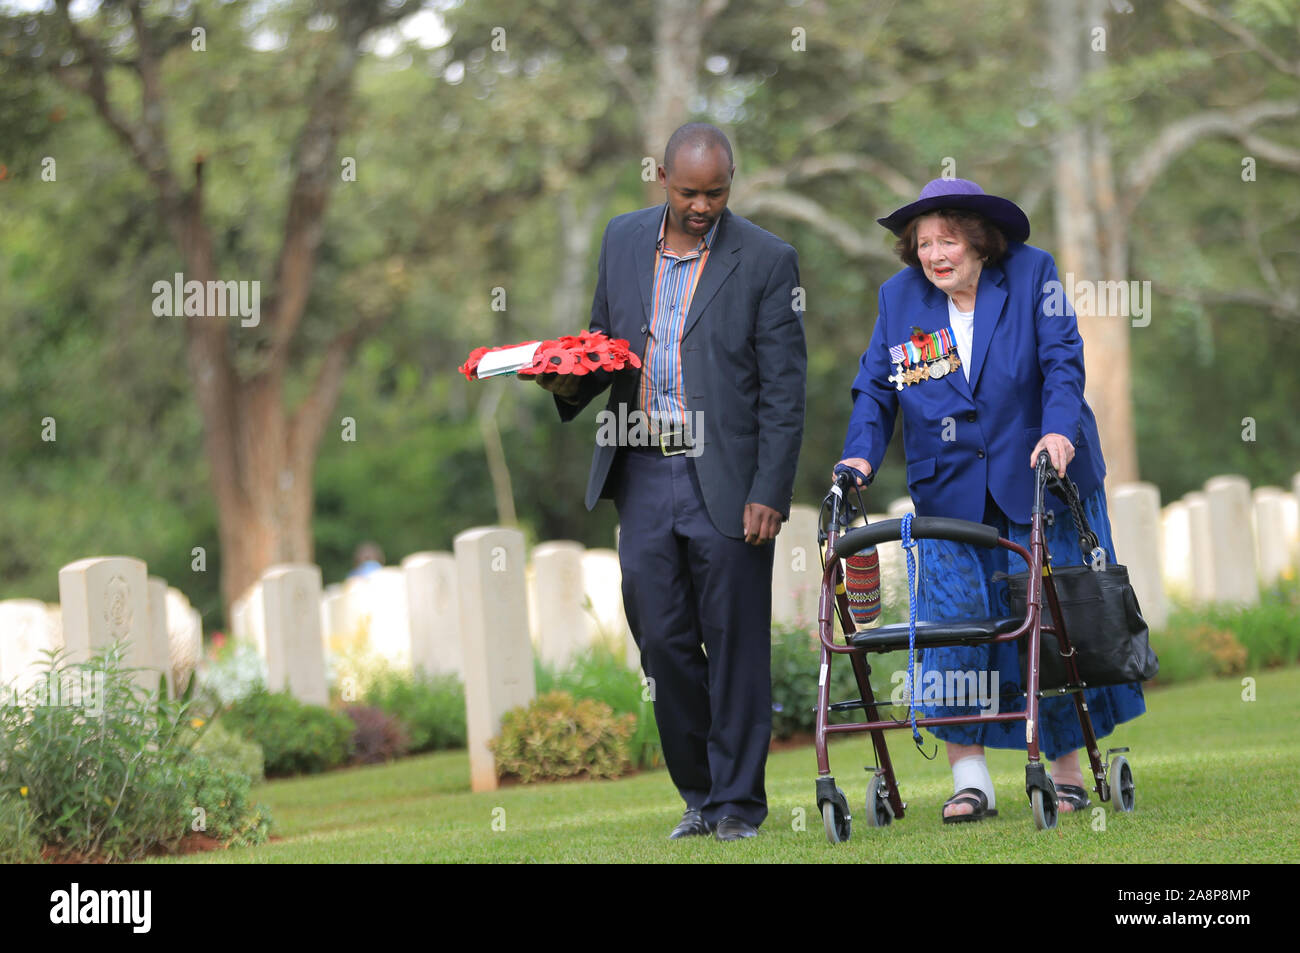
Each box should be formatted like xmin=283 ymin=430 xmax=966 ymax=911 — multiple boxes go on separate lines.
xmin=900 ymin=514 xmax=925 ymax=749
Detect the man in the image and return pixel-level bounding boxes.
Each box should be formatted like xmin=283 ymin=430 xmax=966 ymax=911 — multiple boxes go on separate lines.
xmin=534 ymin=123 xmax=806 ymax=840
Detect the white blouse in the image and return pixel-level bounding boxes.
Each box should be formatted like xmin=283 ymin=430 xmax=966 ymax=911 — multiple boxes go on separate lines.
xmin=947 ymin=297 xmax=975 ymax=381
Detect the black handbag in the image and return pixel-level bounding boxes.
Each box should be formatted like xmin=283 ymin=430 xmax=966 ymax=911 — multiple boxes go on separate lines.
xmin=1007 ymin=473 xmax=1159 ymax=690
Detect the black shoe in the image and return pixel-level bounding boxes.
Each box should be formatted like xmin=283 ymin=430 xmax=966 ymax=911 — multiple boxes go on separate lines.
xmin=668 ymin=809 xmax=711 ymax=840
xmin=1054 ymin=784 xmax=1092 ymax=813
xmin=713 ymin=816 xmax=758 ymax=841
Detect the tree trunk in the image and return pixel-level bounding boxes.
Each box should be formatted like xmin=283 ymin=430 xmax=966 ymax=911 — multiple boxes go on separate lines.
xmin=550 ymin=186 xmax=607 ymax=329
xmin=38 ymin=0 xmax=408 ymax=622
xmin=642 ymin=0 xmax=729 ymax=205
xmin=1046 ymin=0 xmax=1140 ymax=484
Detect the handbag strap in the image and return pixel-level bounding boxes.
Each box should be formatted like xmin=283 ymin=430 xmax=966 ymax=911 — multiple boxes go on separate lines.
xmin=1044 ymin=469 xmax=1106 ymax=570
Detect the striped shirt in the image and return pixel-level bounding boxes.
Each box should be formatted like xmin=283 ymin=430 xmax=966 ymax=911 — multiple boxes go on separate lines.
xmin=638 ymin=206 xmax=720 ymax=429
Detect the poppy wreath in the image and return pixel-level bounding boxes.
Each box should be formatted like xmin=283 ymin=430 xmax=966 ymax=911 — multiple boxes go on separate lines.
xmin=458 ymin=330 xmax=642 ymax=380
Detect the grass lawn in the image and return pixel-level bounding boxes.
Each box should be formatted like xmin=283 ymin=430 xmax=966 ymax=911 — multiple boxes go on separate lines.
xmin=148 ymin=668 xmax=1300 ymax=863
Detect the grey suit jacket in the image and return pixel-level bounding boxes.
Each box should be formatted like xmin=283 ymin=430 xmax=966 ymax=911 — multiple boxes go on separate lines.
xmin=556 ymin=205 xmax=806 ymax=539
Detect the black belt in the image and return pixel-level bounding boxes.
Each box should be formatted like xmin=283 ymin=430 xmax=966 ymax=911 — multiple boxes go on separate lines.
xmin=626 ymin=430 xmax=696 ymax=456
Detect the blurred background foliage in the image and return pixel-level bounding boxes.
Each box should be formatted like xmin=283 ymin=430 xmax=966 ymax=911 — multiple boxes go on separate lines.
xmin=1 ymin=0 xmax=1297 ymax=629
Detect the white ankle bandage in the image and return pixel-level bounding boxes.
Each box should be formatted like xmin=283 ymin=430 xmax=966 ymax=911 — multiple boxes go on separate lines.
xmin=952 ymin=754 xmax=996 ymax=810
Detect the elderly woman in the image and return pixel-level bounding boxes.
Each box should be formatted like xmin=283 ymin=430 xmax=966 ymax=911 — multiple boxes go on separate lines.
xmin=836 ymin=178 xmax=1146 ymax=822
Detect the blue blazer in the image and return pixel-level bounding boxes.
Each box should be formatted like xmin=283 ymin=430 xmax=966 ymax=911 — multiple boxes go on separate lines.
xmin=842 ymin=242 xmax=1105 ymax=525
xmin=557 ymin=205 xmax=806 ymax=538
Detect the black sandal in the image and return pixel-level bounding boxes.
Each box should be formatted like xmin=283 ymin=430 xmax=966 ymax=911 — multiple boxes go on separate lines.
xmin=941 ymin=787 xmax=998 ymax=824
xmin=1055 ymin=784 xmax=1092 ymax=812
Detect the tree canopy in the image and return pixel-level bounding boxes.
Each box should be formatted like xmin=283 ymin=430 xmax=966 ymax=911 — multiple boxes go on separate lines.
xmin=2 ymin=0 xmax=1297 ymax=628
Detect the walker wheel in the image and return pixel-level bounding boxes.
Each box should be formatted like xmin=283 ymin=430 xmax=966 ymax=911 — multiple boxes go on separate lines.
xmin=822 ymin=789 xmax=852 ymax=844
xmin=1031 ymin=786 xmax=1058 ymax=830
xmin=1108 ymin=755 xmax=1135 ymax=812
xmin=864 ymin=773 xmax=894 ymax=828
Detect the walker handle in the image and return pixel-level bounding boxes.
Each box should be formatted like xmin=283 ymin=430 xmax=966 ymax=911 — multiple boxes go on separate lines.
xmin=831 ymin=516 xmax=1000 ymax=558
xmin=833 ymin=462 xmax=872 ymax=489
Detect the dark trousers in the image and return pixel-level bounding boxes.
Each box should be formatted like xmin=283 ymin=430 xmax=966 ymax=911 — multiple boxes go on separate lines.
xmin=612 ymin=448 xmax=774 ymax=827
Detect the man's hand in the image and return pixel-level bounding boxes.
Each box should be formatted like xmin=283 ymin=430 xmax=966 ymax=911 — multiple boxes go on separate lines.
xmin=1029 ymin=433 xmax=1075 ymax=477
xmin=833 ymin=457 xmax=873 ymax=486
xmin=743 ymin=502 xmax=782 ymax=545
xmin=524 ymin=371 xmax=580 ymax=400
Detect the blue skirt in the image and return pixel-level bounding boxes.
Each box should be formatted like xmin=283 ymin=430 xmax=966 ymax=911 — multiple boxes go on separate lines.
xmin=913 ymin=490 xmax=1146 ymax=760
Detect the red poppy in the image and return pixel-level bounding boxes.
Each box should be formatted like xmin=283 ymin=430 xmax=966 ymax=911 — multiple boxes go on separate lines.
xmin=461 ymin=331 xmax=641 ymax=380
xmin=536 ymin=344 xmax=576 ymax=374
xmin=458 ymin=346 xmax=490 ymax=380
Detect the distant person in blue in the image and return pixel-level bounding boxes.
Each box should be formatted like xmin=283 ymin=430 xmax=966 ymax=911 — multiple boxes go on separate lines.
xmin=836 ymin=178 xmax=1146 ymax=822
xmin=348 ymin=542 xmax=384 ymax=579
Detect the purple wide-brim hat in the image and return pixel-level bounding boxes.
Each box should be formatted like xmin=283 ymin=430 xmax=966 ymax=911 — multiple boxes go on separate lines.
xmin=877 ymin=177 xmax=1030 ymax=243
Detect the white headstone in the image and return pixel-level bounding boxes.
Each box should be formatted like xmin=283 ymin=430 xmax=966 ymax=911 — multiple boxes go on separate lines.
xmin=256 ymin=565 xmax=328 ymax=705
xmin=886 ymin=497 xmax=915 ymax=518
xmin=0 ymin=599 xmax=60 ymax=698
xmin=320 ymin=583 xmax=344 ymax=655
xmin=166 ymin=587 xmax=203 ymax=695
xmin=1160 ymin=500 xmax=1193 ymax=601
xmin=1108 ymin=483 xmax=1168 ymax=632
xmin=880 ymin=498 xmax=917 ymax=624
xmin=1279 ymin=478 xmax=1300 ymax=574
xmin=402 ymin=552 xmax=463 ymax=677
xmin=337 ymin=575 xmax=374 ymax=652
xmin=364 ymin=567 xmax=413 ymax=667
xmin=454 ymin=526 xmax=536 ymax=793
xmin=250 ymin=583 xmax=268 ymax=657
xmin=45 ymin=604 xmax=63 ymax=653
xmin=1184 ymin=492 xmax=1214 ymax=604
xmin=231 ymin=593 xmax=251 ymax=645
xmin=580 ymin=548 xmax=632 ymax=661
xmin=58 ymin=556 xmax=157 ymax=691
xmin=530 ymin=542 xmax=591 ymax=667
xmin=610 ymin=530 xmax=641 ymax=669
xmin=772 ymin=504 xmax=821 ymax=628
xmin=147 ymin=577 xmax=174 ymax=698
xmin=869 ymin=513 xmax=907 ymax=623
xmin=1203 ymin=476 xmax=1259 ymax=605
xmin=1252 ymin=487 xmax=1295 ymax=587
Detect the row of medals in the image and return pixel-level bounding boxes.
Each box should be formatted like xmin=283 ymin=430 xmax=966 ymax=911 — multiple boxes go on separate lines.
xmin=893 ymin=348 xmax=962 ymax=387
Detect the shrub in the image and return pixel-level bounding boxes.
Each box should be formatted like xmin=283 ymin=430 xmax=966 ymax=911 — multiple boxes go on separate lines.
xmin=1149 ymin=627 xmax=1213 ymax=685
xmin=1154 ymin=581 xmax=1300 ymax=685
xmin=1228 ymin=579 xmax=1300 ymax=668
xmin=490 ymin=692 xmax=635 ymax=782
xmin=536 ymin=644 xmax=660 ymax=768
xmin=183 ymin=755 xmax=272 ymax=848
xmin=0 ymin=645 xmax=271 ymax=861
xmin=1187 ymin=625 xmax=1248 ymax=676
xmin=222 ymin=689 xmax=353 ymax=777
xmin=0 ymin=794 xmax=42 ymax=864
xmin=195 ymin=718 xmax=266 ymax=784
xmin=197 ymin=640 xmax=266 ymax=708
xmin=362 ymin=669 xmax=466 ymax=752
xmin=344 ymin=705 xmax=410 ymax=764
